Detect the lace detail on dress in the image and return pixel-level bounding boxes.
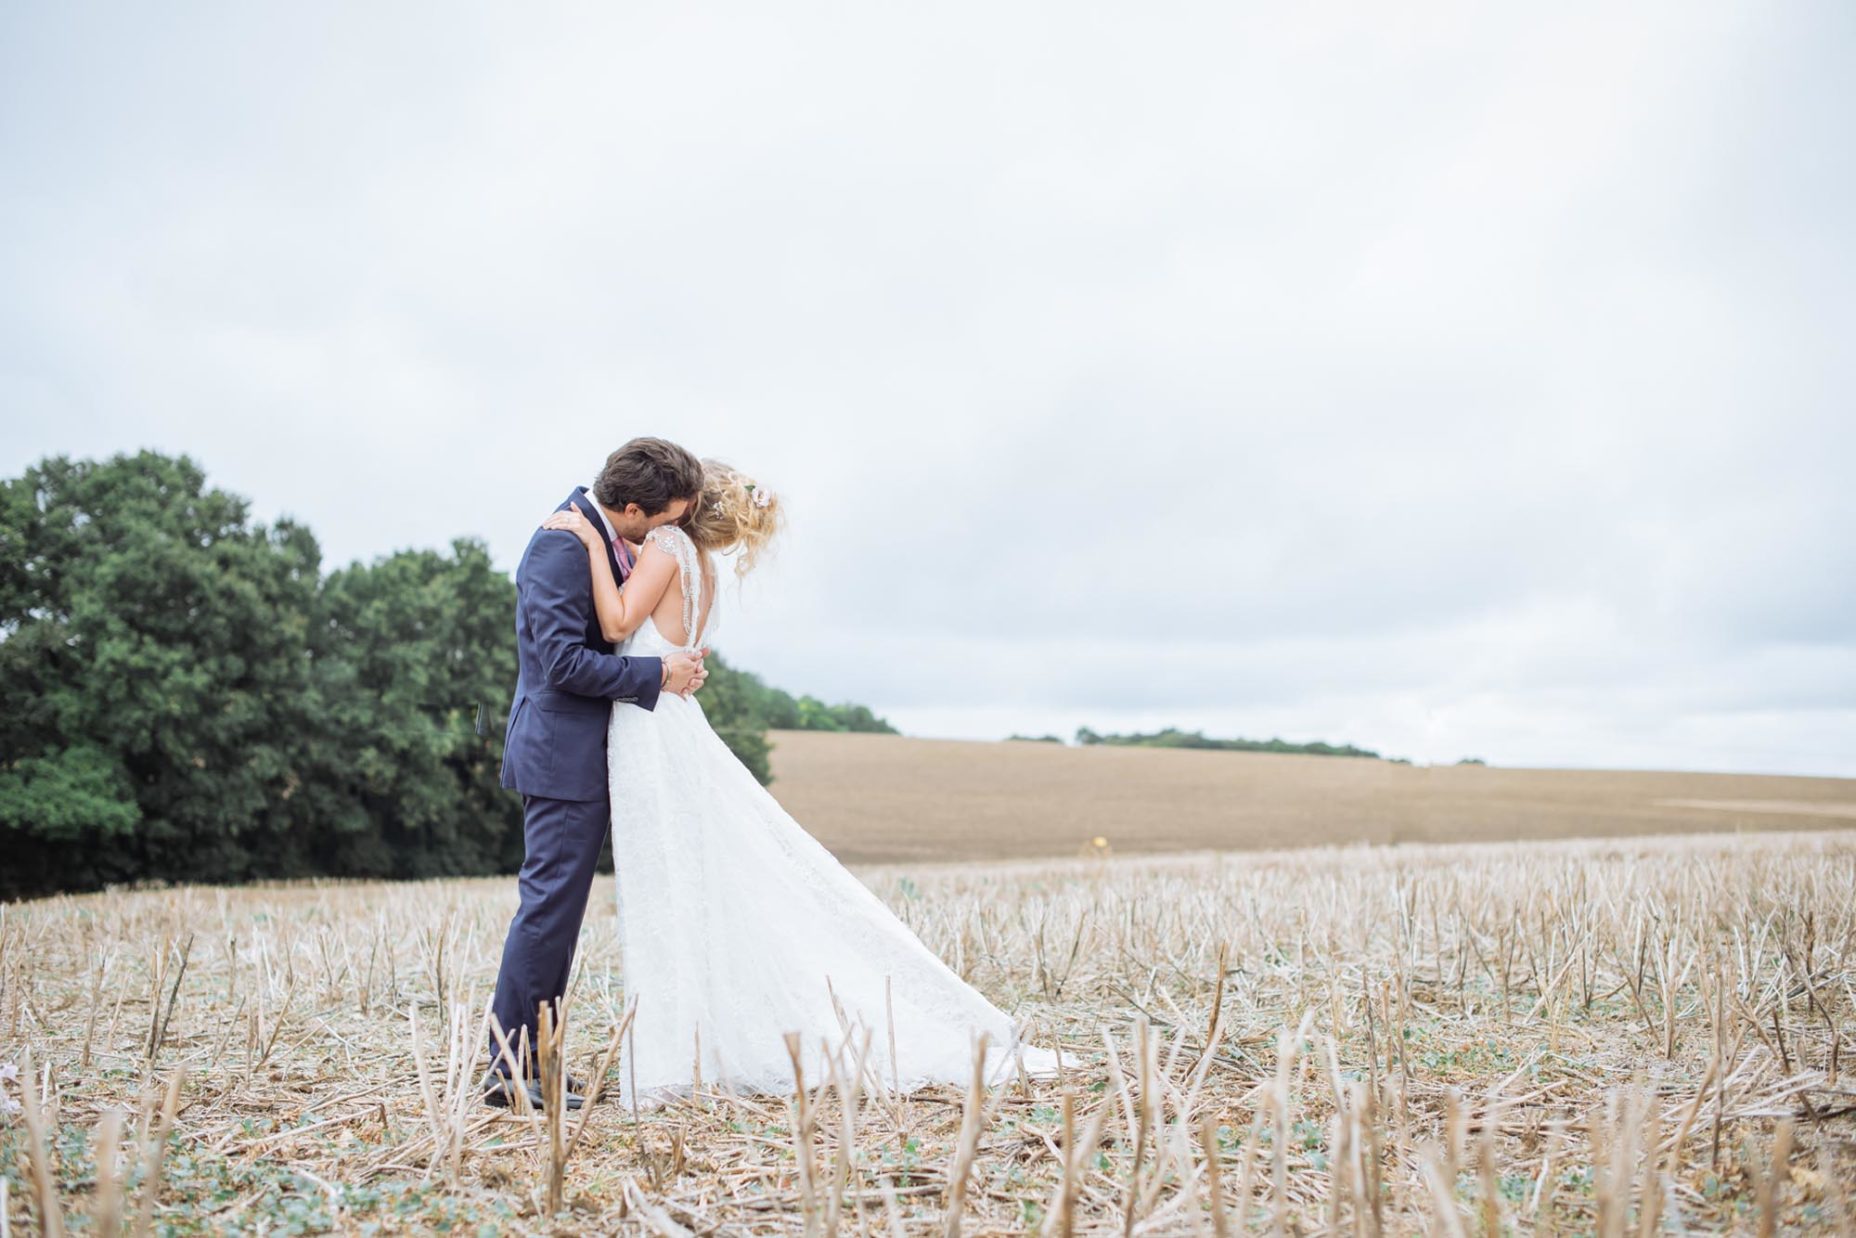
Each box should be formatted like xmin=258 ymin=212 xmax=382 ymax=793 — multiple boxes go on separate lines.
xmin=642 ymin=524 xmax=710 ymax=650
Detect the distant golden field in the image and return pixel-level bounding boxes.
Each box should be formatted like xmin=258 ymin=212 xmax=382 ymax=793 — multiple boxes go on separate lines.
xmin=765 ymin=731 xmax=1856 ymax=863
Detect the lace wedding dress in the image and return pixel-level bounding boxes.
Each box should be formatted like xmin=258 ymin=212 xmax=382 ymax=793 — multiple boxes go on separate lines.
xmin=606 ymin=525 xmax=1062 ymax=1108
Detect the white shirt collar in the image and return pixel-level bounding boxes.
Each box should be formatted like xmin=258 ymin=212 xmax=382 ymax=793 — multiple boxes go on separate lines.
xmin=583 ymin=488 xmax=619 ymax=544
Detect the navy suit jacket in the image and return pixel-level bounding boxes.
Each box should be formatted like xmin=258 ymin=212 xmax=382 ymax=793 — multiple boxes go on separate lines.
xmin=499 ymin=487 xmax=664 ymax=802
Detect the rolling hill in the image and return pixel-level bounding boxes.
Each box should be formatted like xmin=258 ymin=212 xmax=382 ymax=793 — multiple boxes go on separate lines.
xmin=764 ymin=730 xmax=1856 ymax=863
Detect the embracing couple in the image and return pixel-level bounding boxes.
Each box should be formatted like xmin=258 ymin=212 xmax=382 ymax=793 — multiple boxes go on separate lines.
xmin=484 ymin=437 xmax=1060 ymax=1111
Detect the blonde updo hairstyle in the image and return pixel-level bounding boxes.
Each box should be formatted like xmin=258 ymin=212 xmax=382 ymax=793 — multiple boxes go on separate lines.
xmin=686 ymin=459 xmax=783 ymax=577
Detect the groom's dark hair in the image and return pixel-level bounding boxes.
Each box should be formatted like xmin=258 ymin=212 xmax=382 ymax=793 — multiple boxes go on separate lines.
xmin=593 ymin=438 xmax=703 ymax=515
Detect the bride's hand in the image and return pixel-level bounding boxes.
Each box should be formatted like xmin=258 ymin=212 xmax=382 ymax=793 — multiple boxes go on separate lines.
xmin=542 ymin=507 xmax=601 ymax=548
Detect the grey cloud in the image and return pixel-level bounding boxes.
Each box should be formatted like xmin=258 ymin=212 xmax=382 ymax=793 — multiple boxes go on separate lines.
xmin=2 ymin=0 xmax=1851 ymax=776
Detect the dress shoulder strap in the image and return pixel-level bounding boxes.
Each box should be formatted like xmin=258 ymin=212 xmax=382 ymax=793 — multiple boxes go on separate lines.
xmin=643 ymin=524 xmax=704 ymax=649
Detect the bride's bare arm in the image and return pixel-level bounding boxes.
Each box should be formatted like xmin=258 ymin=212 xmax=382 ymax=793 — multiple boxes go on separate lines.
xmin=539 ymin=508 xmax=677 ymax=643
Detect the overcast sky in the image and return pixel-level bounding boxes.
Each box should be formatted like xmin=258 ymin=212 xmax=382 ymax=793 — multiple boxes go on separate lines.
xmin=4 ymin=2 xmax=1852 ymax=776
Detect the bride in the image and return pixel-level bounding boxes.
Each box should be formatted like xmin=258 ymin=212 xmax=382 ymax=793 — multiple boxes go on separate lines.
xmin=541 ymin=461 xmax=1062 ymax=1107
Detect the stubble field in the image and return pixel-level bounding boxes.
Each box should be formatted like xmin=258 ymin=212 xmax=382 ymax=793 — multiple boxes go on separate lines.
xmin=4 ymin=817 xmax=1855 ymax=1233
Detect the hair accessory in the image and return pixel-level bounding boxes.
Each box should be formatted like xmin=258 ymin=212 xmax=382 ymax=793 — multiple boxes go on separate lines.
xmin=750 ymin=485 xmax=773 ymax=508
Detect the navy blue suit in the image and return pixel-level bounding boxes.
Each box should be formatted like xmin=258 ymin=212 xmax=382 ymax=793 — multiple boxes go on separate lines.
xmin=489 ymin=486 xmax=664 ymax=1074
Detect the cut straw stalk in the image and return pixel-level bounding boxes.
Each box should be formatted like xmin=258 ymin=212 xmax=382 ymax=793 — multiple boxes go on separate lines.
xmin=131 ymin=1069 xmax=185 ymax=1238
xmin=1041 ymin=1089 xmax=1108 ymax=1238
xmin=16 ymin=1051 xmax=64 ymax=1238
xmin=91 ymin=1109 xmax=126 ymax=1235
xmin=943 ymin=1032 xmax=999 ymax=1238
xmin=784 ymin=1031 xmax=823 ymax=1238
xmin=1756 ymin=1118 xmax=1794 ymax=1238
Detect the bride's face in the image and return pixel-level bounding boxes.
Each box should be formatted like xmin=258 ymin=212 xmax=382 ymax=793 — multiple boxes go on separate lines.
xmin=612 ymin=496 xmax=691 ymax=543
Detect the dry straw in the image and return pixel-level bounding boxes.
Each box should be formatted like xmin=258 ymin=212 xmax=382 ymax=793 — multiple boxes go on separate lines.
xmin=0 ymin=829 xmax=1852 ymax=1232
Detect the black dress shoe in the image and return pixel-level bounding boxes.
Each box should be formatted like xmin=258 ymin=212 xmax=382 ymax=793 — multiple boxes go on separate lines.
xmin=481 ymin=1072 xmax=585 ymax=1112
xmin=564 ymin=1073 xmax=617 ymax=1099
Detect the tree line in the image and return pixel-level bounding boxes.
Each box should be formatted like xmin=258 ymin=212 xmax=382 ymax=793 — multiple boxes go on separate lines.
xmin=0 ymin=452 xmax=892 ymax=900
xmin=1073 ymin=726 xmax=1393 ymax=760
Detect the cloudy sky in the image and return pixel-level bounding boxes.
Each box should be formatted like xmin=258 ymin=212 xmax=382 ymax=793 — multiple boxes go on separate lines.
xmin=3 ymin=2 xmax=1852 ymax=776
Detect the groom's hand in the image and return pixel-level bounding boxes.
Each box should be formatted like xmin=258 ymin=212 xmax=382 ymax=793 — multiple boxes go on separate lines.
xmin=662 ymin=649 xmax=706 ymax=697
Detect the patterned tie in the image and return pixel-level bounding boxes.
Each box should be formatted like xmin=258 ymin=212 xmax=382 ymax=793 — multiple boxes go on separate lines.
xmin=613 ymin=534 xmax=635 ymax=581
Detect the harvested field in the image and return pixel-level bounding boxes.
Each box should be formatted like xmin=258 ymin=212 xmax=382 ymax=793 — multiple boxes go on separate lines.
xmin=4 ymin=829 xmax=1854 ymax=1233
xmin=765 ymin=731 xmax=1856 ymax=863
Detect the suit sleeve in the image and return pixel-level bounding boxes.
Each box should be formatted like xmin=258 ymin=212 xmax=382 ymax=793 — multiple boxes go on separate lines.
xmin=524 ymin=532 xmax=664 ymax=711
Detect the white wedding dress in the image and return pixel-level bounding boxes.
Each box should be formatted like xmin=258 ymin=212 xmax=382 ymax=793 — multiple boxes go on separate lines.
xmin=606 ymin=525 xmax=1062 ymax=1108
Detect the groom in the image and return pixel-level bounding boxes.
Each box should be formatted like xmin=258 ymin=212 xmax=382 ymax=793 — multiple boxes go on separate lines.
xmin=484 ymin=436 xmax=709 ymax=1111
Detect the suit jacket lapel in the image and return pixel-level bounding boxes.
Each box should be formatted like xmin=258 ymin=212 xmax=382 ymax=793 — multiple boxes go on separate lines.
xmin=570 ymin=486 xmax=629 ymax=583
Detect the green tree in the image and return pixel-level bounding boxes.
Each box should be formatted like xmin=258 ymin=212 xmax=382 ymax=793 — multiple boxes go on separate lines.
xmin=0 ymin=452 xmax=326 ymax=896
xmin=1072 ymin=725 xmax=1382 ymax=759
xmin=0 ymin=451 xmax=899 ymax=897
xmin=697 ymin=653 xmax=781 ymax=784
xmin=310 ymin=540 xmax=522 ymax=877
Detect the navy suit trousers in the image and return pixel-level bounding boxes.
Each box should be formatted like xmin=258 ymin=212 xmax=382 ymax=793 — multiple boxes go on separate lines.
xmin=488 ymin=794 xmax=609 ymax=1076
